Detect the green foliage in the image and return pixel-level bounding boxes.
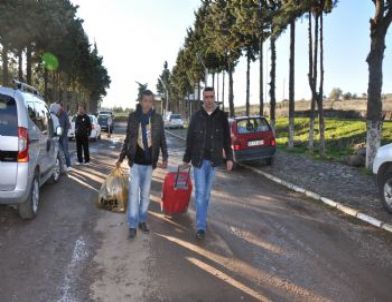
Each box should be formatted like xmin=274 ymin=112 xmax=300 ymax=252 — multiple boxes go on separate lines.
xmin=275 ymin=117 xmax=392 ymax=160
xmin=0 ymin=0 xmax=110 ymax=108
xmin=329 ymin=88 xmax=343 ymax=100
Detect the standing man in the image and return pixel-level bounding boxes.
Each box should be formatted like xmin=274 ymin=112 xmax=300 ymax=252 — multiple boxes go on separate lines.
xmin=183 ymin=87 xmax=234 ymax=240
xmin=58 ymin=102 xmax=72 ymax=171
xmin=75 ymin=104 xmax=92 ymax=165
xmin=116 ymin=90 xmax=168 ymax=239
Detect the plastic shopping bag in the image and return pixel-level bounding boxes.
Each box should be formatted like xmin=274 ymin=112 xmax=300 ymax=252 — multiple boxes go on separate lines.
xmin=97 ymin=167 xmax=128 ymax=213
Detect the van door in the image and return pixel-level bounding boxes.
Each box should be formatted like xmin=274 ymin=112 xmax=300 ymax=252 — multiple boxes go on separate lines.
xmin=26 ymin=98 xmax=52 ymax=176
xmin=0 ymin=95 xmax=19 ymax=191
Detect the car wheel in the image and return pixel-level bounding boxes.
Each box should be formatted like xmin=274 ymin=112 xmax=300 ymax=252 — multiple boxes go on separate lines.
xmin=18 ymin=173 xmax=40 ymax=219
xmin=265 ymin=157 xmax=274 ymax=166
xmin=50 ymin=156 xmax=61 ymax=183
xmin=380 ymin=170 xmax=392 ymax=213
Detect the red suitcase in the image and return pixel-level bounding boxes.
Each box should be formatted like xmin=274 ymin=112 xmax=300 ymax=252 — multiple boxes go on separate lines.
xmin=162 ymin=166 xmax=192 ymax=215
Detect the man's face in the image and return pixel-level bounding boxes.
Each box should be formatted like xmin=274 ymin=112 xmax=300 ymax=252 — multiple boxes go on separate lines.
xmin=78 ymin=106 xmax=85 ymax=114
xmin=203 ymin=90 xmax=215 ymax=110
xmin=140 ymin=95 xmax=154 ymax=113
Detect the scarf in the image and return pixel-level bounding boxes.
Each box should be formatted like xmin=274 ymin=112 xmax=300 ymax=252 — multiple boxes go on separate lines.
xmin=137 ymin=109 xmax=153 ymax=161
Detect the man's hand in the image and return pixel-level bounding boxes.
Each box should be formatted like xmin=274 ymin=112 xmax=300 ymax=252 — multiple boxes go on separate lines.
xmin=158 ymin=160 xmax=168 ymax=169
xmin=226 ymin=160 xmax=234 ymax=172
xmin=115 ymin=161 xmax=122 ymax=169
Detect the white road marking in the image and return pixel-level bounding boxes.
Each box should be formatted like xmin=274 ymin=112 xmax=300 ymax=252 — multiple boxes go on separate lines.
xmin=58 ymin=237 xmax=89 ymax=302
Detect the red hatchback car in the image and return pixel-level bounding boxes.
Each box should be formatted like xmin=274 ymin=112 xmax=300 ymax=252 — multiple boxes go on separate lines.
xmin=228 ymin=116 xmax=276 ymax=165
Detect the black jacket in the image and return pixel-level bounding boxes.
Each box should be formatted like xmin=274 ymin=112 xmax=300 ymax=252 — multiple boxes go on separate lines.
xmin=184 ymin=107 xmax=233 ymax=168
xmin=75 ymin=113 xmax=92 ymax=137
xmin=119 ymin=109 xmax=168 ymax=169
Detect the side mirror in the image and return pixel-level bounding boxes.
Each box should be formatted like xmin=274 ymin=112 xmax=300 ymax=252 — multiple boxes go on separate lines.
xmin=56 ymin=126 xmax=63 ymax=137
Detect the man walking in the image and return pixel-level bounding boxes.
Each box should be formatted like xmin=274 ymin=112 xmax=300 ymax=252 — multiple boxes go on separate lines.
xmin=116 ymin=90 xmax=168 ymax=239
xmin=183 ymin=87 xmax=234 ymax=240
xmin=75 ymin=104 xmax=92 ymax=165
xmin=58 ymin=102 xmax=72 ymax=171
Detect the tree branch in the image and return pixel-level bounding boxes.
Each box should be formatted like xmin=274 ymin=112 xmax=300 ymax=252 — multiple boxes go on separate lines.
xmin=374 ymin=0 xmax=384 ymax=24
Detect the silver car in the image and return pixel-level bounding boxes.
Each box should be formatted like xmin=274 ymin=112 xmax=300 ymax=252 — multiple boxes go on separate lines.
xmin=0 ymin=82 xmax=63 ymax=219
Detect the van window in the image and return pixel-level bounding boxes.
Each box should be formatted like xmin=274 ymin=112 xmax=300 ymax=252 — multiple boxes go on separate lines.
xmin=27 ymin=100 xmax=49 ymax=134
xmin=0 ymin=96 xmax=18 ymax=136
xmin=236 ymin=118 xmax=270 ymax=134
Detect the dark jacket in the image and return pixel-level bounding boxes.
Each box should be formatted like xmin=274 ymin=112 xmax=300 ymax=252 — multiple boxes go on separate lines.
xmin=183 ymin=107 xmax=233 ymax=168
xmin=119 ymin=108 xmax=168 ymax=169
xmin=75 ymin=113 xmax=92 ymax=137
xmin=58 ymin=110 xmax=70 ymax=138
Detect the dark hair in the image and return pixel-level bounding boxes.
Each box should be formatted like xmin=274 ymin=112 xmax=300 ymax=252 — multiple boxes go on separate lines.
xmin=78 ymin=103 xmax=86 ymax=110
xmin=203 ymin=87 xmax=215 ymax=93
xmin=140 ymin=90 xmax=154 ymax=100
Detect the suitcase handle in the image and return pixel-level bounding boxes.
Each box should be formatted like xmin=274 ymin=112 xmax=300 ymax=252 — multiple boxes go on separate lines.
xmin=175 ymin=165 xmax=191 ymax=189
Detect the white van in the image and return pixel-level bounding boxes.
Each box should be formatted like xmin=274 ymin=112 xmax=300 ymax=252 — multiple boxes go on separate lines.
xmin=0 ymin=82 xmax=63 ymax=219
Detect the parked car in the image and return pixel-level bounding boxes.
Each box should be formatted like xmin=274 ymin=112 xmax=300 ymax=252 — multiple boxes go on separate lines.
xmin=228 ymin=116 xmax=276 ymax=165
xmin=0 ymin=82 xmax=63 ymax=219
xmin=98 ymin=113 xmax=114 ymax=133
xmin=373 ymin=144 xmax=392 ymax=213
xmin=68 ymin=114 xmax=102 ymax=141
xmin=165 ymin=113 xmax=185 ymax=129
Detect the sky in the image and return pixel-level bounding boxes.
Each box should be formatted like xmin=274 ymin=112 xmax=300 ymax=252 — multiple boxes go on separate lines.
xmin=71 ymin=0 xmax=392 ymax=110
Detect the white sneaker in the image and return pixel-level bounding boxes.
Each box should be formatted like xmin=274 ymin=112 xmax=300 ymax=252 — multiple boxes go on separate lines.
xmin=67 ymin=166 xmax=73 ymax=172
xmin=75 ymin=162 xmax=82 ymax=166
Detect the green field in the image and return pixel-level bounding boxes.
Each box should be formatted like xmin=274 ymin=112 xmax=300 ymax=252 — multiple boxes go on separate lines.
xmin=275 ymin=118 xmax=392 ymax=161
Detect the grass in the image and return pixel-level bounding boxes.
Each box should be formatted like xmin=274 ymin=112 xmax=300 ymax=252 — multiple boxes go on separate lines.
xmin=274 ymin=117 xmax=392 ymax=161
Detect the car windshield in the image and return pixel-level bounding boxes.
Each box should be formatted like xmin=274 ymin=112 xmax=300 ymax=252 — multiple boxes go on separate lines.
xmin=170 ymin=114 xmax=182 ymax=120
xmin=98 ymin=115 xmax=109 ymax=121
xmin=236 ymin=118 xmax=270 ymax=134
xmin=0 ymin=96 xmax=17 ymax=136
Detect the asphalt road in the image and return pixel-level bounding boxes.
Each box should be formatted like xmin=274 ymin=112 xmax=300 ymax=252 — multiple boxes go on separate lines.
xmin=0 ymin=125 xmax=392 ymax=302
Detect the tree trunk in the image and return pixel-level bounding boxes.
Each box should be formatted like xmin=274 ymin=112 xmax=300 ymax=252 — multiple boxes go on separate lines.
xmin=288 ymin=20 xmax=296 ymax=149
xmin=222 ymin=71 xmax=225 ymax=112
xmin=269 ymin=35 xmax=277 ymax=132
xmin=18 ymin=49 xmax=24 ymax=81
xmin=259 ymin=36 xmax=264 ymax=117
xmin=212 ymin=72 xmax=215 ymax=88
xmin=26 ymin=44 xmax=32 ymax=85
xmin=197 ymin=81 xmax=201 ymax=110
xmin=228 ymin=61 xmax=235 ymax=117
xmin=44 ymin=68 xmax=49 ymax=101
xmin=2 ymin=44 xmax=9 ymax=86
xmin=366 ymin=17 xmax=390 ymax=168
xmin=308 ymin=12 xmax=318 ymax=152
xmin=246 ymin=52 xmax=251 ymax=116
xmin=217 ymin=72 xmax=220 ymax=104
xmin=317 ymin=13 xmax=326 ymax=157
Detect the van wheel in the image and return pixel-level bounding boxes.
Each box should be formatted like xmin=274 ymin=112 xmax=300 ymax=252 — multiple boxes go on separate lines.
xmin=379 ymin=170 xmax=392 ymax=213
xmin=50 ymin=156 xmax=61 ymax=183
xmin=266 ymin=157 xmax=274 ymax=166
xmin=19 ymin=174 xmax=40 ymax=219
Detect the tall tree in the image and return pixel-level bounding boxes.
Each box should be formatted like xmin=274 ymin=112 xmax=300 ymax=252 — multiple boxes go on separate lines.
xmin=366 ymin=0 xmax=392 ymax=168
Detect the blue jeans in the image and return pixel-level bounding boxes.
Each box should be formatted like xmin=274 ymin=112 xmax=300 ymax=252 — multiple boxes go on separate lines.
xmin=128 ymin=164 xmax=153 ymax=229
xmin=59 ymin=136 xmax=71 ymax=167
xmin=193 ymin=160 xmax=216 ymax=231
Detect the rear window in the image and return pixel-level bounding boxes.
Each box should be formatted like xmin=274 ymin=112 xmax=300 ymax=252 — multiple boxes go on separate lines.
xmin=0 ymin=96 xmax=18 ymax=136
xmin=236 ymin=118 xmax=270 ymax=134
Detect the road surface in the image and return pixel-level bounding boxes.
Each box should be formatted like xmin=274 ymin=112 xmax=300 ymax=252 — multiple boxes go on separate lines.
xmin=0 ymin=125 xmax=391 ymax=302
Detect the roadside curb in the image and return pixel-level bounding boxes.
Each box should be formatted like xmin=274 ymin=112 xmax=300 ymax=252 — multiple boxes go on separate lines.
xmin=166 ymin=130 xmax=392 ymax=235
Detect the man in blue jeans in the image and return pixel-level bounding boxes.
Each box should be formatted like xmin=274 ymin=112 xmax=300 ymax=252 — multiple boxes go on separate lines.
xmin=183 ymin=87 xmax=234 ymax=240
xmin=116 ymin=90 xmax=168 ymax=239
xmin=58 ymin=102 xmax=72 ymax=172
